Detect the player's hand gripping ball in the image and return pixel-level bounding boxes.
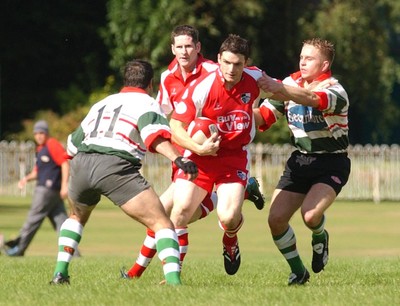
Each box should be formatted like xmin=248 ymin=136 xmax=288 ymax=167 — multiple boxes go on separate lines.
xmin=187 ymin=117 xmax=219 ymax=144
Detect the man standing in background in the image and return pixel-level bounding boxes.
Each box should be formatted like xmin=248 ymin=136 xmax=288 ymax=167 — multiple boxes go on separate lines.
xmin=2 ymin=120 xmax=71 ymax=257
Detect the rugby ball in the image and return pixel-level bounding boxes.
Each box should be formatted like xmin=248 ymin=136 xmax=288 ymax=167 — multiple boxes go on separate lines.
xmin=187 ymin=117 xmax=218 ymax=144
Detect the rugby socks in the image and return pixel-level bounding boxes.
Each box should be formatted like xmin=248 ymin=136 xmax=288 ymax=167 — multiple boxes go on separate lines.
xmin=127 ymin=228 xmax=157 ymax=278
xmin=53 ymin=218 xmax=82 ymax=277
xmin=155 ymin=228 xmax=181 ymax=285
xmin=220 ymin=214 xmax=244 ymax=243
xmin=223 ymin=232 xmax=237 ymax=246
xmin=127 ymin=192 xmax=216 ymax=278
xmin=273 ymin=226 xmax=305 ymax=274
xmin=176 ymin=227 xmax=188 ymax=268
xmin=199 ymin=192 xmax=218 ymax=219
xmin=309 ymin=215 xmax=327 ymax=244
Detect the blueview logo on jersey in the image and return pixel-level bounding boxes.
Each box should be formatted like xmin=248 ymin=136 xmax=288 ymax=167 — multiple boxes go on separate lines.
xmin=216 ymin=111 xmax=251 ymax=133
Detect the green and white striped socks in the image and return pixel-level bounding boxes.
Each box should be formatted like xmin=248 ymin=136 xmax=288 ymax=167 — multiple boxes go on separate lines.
xmin=310 ymin=215 xmax=327 ymax=243
xmin=53 ymin=218 xmax=82 ymax=278
xmin=155 ymin=228 xmax=181 ymax=285
xmin=52 ymin=220 xmax=181 ymax=285
xmin=273 ymin=226 xmax=305 ymax=274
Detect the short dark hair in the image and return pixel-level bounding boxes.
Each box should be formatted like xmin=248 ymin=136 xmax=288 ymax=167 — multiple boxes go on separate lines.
xmin=219 ymin=34 xmax=250 ymax=60
xmin=171 ymin=24 xmax=199 ymax=44
xmin=123 ymin=60 xmax=154 ymax=89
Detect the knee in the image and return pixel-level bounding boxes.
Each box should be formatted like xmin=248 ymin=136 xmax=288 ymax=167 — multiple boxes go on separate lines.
xmin=268 ymin=211 xmax=288 ymax=233
xmin=218 ymin=211 xmax=239 ymax=229
xmin=170 ymin=206 xmax=193 ymax=227
xmin=218 ymin=216 xmax=234 ymax=229
xmin=191 ymin=205 xmax=208 ymax=221
xmin=303 ymin=210 xmax=320 ymax=227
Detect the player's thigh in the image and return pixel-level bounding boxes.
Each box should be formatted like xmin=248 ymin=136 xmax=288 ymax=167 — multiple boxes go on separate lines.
xmin=216 ymin=182 xmax=244 ymax=220
xmin=301 ymin=183 xmax=336 ymax=222
xmin=269 ymin=189 xmax=305 ymax=224
xmin=171 ymin=179 xmax=207 ymax=226
xmin=173 ymin=178 xmax=207 ymax=210
xmin=160 ymin=183 xmax=175 ymax=215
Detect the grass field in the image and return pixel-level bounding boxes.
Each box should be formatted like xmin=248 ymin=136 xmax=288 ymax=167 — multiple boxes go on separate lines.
xmin=0 ymin=196 xmax=399 ymax=305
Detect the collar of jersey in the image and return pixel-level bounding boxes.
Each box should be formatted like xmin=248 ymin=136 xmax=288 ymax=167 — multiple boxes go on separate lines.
xmin=120 ymin=87 xmax=147 ymax=94
xmin=291 ymin=70 xmax=332 ymax=87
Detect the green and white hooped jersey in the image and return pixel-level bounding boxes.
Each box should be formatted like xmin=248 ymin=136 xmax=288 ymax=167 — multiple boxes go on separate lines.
xmin=67 ymin=87 xmax=171 ymax=166
xmin=261 ymin=72 xmax=349 ymax=154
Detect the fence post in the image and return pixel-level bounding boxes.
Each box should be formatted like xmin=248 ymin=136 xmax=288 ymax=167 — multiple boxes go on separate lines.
xmin=372 ymin=152 xmax=380 ymax=203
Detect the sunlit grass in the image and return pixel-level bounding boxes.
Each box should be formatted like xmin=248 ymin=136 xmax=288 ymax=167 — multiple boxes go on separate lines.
xmin=1 ymin=197 xmax=399 ymax=305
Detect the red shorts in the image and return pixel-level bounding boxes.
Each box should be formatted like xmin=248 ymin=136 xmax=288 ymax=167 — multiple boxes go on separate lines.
xmin=174 ymin=149 xmax=250 ymax=194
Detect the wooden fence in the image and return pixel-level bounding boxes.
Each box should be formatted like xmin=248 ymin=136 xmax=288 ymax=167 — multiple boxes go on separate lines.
xmin=0 ymin=141 xmax=399 ymax=202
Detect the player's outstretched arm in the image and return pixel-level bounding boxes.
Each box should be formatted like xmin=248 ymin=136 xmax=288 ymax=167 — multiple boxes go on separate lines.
xmin=258 ymin=72 xmax=320 ymax=107
xmin=151 ymin=136 xmax=198 ymax=181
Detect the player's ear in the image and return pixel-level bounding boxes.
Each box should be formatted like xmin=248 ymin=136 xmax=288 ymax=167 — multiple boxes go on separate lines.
xmin=322 ymin=60 xmax=330 ymax=72
xmin=196 ymin=41 xmax=201 ymax=53
xmin=245 ymin=57 xmax=251 ymax=67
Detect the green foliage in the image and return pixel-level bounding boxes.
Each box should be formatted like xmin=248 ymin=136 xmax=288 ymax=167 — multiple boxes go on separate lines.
xmin=300 ymin=0 xmax=400 ymax=144
xmin=7 ymin=111 xmax=65 ymax=143
xmin=254 ymin=117 xmax=291 ymax=144
xmin=102 ymin=0 xmax=191 ymax=71
xmin=5 ymin=0 xmax=400 ymax=144
xmin=55 ymin=84 xmax=90 ymax=114
xmin=83 ymin=0 xmax=400 ymax=145
xmin=6 ymin=77 xmax=117 ymax=143
xmin=102 ymin=0 xmax=268 ymax=81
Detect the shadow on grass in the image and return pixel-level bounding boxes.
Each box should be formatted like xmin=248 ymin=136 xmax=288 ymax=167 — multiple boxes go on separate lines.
xmin=0 ymin=203 xmax=30 ymax=212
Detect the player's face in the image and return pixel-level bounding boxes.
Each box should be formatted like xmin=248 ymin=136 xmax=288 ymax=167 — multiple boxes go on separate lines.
xmin=171 ymin=35 xmax=201 ymax=72
xmin=299 ymin=44 xmax=329 ymax=82
xmin=218 ymin=51 xmax=247 ymax=89
xmin=34 ymin=132 xmax=47 ymax=145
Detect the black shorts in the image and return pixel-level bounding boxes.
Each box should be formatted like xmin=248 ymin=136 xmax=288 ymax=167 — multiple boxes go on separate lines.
xmin=69 ymin=153 xmax=151 ymax=206
xmin=276 ymin=150 xmax=351 ymax=195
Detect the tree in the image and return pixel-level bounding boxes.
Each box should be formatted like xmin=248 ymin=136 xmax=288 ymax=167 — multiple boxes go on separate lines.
xmin=300 ymin=0 xmax=400 ymax=144
xmin=102 ymin=0 xmax=269 ymax=84
xmin=4 ymin=0 xmax=399 ymax=144
xmin=102 ymin=0 xmax=295 ymax=144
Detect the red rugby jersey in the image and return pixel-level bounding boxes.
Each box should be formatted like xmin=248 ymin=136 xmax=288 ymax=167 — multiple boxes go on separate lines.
xmin=156 ymin=54 xmax=218 ymax=115
xmin=172 ymin=67 xmax=263 ymax=153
